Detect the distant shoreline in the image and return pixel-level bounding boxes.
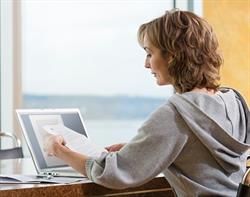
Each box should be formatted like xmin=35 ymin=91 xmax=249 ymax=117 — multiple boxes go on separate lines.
xmin=23 ymin=94 xmax=168 ymax=120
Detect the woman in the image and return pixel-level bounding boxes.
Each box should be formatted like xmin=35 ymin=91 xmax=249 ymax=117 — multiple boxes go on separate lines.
xmin=44 ymin=9 xmax=249 ymax=196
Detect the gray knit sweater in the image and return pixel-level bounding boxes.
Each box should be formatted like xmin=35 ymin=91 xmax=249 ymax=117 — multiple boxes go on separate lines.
xmin=85 ymin=89 xmax=250 ymax=196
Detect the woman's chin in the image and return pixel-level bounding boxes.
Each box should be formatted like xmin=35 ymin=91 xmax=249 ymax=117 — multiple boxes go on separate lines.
xmin=156 ymin=80 xmax=163 ymax=86
xmin=156 ymin=80 xmax=170 ymax=86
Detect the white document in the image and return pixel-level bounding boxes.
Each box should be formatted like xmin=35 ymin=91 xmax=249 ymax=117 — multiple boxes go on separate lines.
xmin=43 ymin=124 xmax=107 ymax=158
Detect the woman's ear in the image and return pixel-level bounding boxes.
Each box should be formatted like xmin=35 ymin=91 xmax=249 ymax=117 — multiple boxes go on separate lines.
xmin=167 ymin=55 xmax=175 ymax=66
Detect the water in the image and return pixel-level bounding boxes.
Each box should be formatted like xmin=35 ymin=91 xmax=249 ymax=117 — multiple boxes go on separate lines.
xmin=84 ymin=119 xmax=145 ymax=147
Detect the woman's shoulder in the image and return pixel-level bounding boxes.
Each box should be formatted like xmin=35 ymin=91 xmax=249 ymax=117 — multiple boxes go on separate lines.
xmin=141 ymin=100 xmax=183 ymax=130
xmin=149 ymin=100 xmax=178 ymax=118
xmin=168 ymin=91 xmax=227 ymax=112
xmin=139 ymin=99 xmax=192 ymax=141
xmin=171 ymin=89 xmax=240 ymax=113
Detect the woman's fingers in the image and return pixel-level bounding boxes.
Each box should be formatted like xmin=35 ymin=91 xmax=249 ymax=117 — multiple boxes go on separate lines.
xmin=105 ymin=143 xmax=126 ymax=152
xmin=43 ymin=134 xmax=66 ymax=156
xmin=55 ymin=135 xmax=66 ymax=145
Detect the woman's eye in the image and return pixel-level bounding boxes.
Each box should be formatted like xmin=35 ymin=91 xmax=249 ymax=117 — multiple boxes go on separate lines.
xmin=146 ymin=54 xmax=151 ymax=58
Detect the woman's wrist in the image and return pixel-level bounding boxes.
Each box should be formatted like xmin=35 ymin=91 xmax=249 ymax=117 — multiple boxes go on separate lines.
xmin=55 ymin=143 xmax=89 ymax=175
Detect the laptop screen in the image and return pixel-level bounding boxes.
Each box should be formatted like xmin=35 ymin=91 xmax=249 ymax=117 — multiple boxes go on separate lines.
xmin=16 ymin=109 xmax=88 ymax=170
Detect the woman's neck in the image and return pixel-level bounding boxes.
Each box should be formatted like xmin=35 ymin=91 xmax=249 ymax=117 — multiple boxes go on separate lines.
xmin=190 ymin=87 xmax=216 ymax=95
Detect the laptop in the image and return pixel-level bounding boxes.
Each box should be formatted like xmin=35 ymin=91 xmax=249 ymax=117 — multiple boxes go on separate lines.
xmin=16 ymin=108 xmax=92 ymax=178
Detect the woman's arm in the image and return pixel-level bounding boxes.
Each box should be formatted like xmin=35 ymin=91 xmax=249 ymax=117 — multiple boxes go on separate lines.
xmin=45 ymin=105 xmax=188 ymax=189
xmin=44 ymin=135 xmax=126 ymax=175
xmin=83 ymin=105 xmax=188 ymax=189
xmin=44 ymin=135 xmax=89 ymax=175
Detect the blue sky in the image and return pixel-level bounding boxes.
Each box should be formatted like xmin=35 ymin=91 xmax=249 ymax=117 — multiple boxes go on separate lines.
xmin=21 ymin=0 xmax=174 ymax=98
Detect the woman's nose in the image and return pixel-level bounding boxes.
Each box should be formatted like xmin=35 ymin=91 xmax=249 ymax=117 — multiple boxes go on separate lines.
xmin=144 ymin=59 xmax=150 ymax=68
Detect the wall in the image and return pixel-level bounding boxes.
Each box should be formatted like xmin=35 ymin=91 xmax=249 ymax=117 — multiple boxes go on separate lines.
xmin=203 ymin=0 xmax=250 ymax=104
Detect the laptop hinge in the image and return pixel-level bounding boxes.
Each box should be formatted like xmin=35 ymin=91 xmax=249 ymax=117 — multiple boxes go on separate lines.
xmin=40 ymin=170 xmax=58 ymax=176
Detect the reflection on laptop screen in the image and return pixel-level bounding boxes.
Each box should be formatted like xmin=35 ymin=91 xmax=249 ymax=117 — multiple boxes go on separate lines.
xmin=16 ymin=109 xmax=87 ymax=170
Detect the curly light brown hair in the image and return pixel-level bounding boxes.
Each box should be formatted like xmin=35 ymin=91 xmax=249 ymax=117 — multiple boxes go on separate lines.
xmin=138 ymin=9 xmax=222 ymax=93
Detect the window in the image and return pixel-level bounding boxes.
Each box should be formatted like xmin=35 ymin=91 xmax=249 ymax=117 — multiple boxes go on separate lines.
xmin=1 ymin=0 xmax=202 ymax=153
xmin=20 ymin=1 xmax=174 ymax=153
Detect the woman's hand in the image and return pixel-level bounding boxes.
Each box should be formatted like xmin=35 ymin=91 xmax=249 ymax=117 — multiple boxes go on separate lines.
xmin=43 ymin=134 xmax=68 ymax=156
xmin=43 ymin=133 xmax=89 ymax=176
xmin=105 ymin=143 xmax=126 ymax=152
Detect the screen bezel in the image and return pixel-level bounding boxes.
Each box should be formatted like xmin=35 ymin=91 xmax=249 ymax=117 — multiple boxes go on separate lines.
xmin=16 ymin=108 xmax=89 ymax=172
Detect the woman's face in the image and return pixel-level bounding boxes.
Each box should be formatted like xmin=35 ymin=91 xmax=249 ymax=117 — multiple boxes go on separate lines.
xmin=143 ymin=36 xmax=173 ymax=86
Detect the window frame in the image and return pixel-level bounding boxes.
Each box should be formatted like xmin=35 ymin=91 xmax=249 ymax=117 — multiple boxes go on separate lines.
xmin=0 ymin=0 xmax=22 ymax=146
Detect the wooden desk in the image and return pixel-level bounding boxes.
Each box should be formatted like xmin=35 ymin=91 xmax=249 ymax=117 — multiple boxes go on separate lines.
xmin=0 ymin=158 xmax=174 ymax=197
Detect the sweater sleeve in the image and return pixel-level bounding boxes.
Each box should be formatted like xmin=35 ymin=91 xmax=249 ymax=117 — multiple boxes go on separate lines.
xmin=85 ymin=104 xmax=188 ymax=189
